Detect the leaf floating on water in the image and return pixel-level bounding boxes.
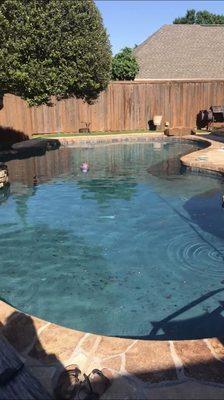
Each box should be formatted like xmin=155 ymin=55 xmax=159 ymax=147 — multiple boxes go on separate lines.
xmin=99 ymin=215 xmax=115 ymax=219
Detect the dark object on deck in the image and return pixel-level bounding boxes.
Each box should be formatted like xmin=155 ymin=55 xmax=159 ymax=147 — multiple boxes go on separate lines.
xmin=0 ymin=335 xmax=52 ymax=399
xmin=197 ymin=106 xmax=224 ymax=129
xmin=79 ymin=128 xmax=90 ymax=133
xmin=196 ymin=109 xmax=213 ymax=129
xmin=164 ymin=128 xmax=173 ymax=136
xmin=79 ymin=122 xmax=91 ymax=134
xmin=148 ymin=120 xmax=156 ymax=131
xmin=211 ymin=106 xmax=224 ymax=121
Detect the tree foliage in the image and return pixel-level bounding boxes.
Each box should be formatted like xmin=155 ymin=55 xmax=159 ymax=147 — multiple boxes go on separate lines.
xmin=111 ymin=47 xmax=139 ymax=81
xmin=173 ymin=9 xmax=224 ymax=24
xmin=0 ymin=0 xmax=112 ymax=105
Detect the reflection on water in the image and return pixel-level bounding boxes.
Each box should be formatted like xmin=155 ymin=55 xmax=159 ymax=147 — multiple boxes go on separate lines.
xmin=0 ymin=184 xmax=10 ymax=205
xmin=1 ymin=140 xmax=224 ymax=339
xmin=5 ymin=147 xmax=72 ymax=186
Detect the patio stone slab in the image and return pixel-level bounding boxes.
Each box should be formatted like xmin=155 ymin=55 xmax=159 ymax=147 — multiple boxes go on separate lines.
xmin=80 ymin=334 xmax=98 ymax=353
xmin=125 ymin=341 xmax=177 ymax=382
xmin=96 ymin=336 xmax=134 ymax=357
xmin=101 ymin=356 xmax=122 ymax=373
xmin=174 ymin=340 xmax=224 ymax=383
xmin=0 ymin=310 xmax=46 ymax=353
xmin=29 ymin=323 xmax=84 ymax=364
xmin=207 ymin=337 xmax=224 ymax=360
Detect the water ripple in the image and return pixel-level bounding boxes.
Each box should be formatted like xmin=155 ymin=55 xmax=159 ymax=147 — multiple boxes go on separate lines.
xmin=167 ymin=233 xmax=224 ymax=277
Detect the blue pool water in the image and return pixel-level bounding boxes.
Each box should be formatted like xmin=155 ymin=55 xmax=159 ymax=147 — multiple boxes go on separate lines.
xmin=1 ymin=139 xmax=224 ymax=340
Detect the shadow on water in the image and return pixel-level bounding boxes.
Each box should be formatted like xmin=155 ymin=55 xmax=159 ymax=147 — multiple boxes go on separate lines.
xmin=184 ymin=189 xmax=224 ymax=240
xmin=119 ymin=288 xmax=224 ymax=340
xmin=148 ymin=288 xmax=224 ymax=340
xmin=147 ymin=156 xmax=186 ymax=178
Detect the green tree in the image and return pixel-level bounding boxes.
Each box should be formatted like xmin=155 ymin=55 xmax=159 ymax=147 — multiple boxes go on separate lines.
xmin=173 ymin=9 xmax=224 ymax=24
xmin=111 ymin=47 xmax=139 ymax=81
xmin=0 ymin=0 xmax=112 ymax=106
xmin=196 ymin=10 xmax=224 ymax=24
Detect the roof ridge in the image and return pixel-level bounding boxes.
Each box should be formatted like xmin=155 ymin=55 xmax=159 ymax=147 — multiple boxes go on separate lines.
xmin=134 ymin=25 xmax=167 ymax=52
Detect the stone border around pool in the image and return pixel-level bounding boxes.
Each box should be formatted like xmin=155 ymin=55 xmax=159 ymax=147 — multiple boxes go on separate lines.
xmin=181 ymin=135 xmax=224 ymax=176
xmin=1 ymin=300 xmax=224 ymax=399
xmin=1 ymin=132 xmax=224 ymax=399
xmin=57 ymin=131 xmax=165 ymax=147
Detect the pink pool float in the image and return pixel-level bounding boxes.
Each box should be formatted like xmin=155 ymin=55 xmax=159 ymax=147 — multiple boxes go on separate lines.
xmin=80 ymin=162 xmax=89 ymax=173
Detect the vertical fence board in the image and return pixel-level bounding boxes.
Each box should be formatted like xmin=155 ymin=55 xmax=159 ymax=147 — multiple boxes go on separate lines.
xmin=1 ymin=80 xmax=224 ymax=137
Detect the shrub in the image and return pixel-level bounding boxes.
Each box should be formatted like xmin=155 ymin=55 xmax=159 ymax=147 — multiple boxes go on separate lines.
xmin=111 ymin=47 xmax=139 ymax=81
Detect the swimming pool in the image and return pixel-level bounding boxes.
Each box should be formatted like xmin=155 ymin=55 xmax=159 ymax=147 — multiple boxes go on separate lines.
xmin=1 ymin=139 xmax=224 ymax=340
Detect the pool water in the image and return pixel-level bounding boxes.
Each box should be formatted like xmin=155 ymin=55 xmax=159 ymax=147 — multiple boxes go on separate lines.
xmin=1 ymin=140 xmax=224 ymax=340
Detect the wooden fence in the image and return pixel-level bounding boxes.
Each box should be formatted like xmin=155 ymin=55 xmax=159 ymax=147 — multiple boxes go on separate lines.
xmin=1 ymin=80 xmax=224 ymax=137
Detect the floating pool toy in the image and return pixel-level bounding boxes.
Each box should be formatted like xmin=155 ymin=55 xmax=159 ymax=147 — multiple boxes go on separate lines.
xmin=80 ymin=162 xmax=89 ymax=173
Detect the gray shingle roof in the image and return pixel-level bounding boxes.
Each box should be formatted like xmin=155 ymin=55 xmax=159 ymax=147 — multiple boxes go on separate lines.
xmin=134 ymin=24 xmax=224 ymax=79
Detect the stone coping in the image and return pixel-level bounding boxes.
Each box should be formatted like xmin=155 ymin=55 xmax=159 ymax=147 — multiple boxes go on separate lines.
xmin=181 ymin=135 xmax=224 ymax=175
xmin=1 ymin=133 xmax=224 ymax=398
xmin=1 ymin=301 xmax=224 ymax=399
xmin=56 ymin=131 xmax=164 ymax=147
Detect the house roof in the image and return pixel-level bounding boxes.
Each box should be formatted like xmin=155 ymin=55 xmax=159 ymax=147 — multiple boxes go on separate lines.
xmin=134 ymin=24 xmax=224 ymax=79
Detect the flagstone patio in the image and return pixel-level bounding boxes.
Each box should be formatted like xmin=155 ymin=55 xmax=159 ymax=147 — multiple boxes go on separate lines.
xmin=1 ymin=301 xmax=224 ymax=399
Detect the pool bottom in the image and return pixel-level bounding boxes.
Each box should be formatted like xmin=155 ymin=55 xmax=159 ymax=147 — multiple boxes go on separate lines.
xmin=1 ymin=140 xmax=224 ymax=340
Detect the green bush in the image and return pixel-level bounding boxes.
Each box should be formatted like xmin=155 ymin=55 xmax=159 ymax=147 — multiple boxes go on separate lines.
xmin=111 ymin=47 xmax=139 ymax=81
xmin=0 ymin=0 xmax=112 ymax=105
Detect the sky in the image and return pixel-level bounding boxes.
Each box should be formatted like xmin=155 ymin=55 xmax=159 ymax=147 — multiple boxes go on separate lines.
xmin=95 ymin=1 xmax=224 ymax=54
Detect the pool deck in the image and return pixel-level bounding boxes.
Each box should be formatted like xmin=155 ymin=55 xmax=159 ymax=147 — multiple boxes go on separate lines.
xmin=1 ymin=301 xmax=224 ymax=399
xmin=1 ymin=132 xmax=224 ymax=399
xmin=181 ymin=133 xmax=224 ymax=175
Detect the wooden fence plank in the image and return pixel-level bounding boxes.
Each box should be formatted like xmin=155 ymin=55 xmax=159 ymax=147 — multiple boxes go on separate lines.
xmin=1 ymin=80 xmax=224 ymax=137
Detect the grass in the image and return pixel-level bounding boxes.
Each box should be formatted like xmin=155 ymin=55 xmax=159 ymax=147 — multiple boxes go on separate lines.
xmin=32 ymin=129 xmax=159 ymax=139
xmin=195 ymin=129 xmax=211 ymax=134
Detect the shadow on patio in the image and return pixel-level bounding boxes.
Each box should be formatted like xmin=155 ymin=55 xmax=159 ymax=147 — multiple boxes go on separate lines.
xmin=1 ymin=307 xmax=224 ymax=399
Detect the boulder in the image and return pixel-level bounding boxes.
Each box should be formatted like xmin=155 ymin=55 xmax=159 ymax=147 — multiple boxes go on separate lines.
xmin=12 ymin=138 xmax=47 ymax=151
xmin=0 ymin=165 xmax=9 ymax=188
